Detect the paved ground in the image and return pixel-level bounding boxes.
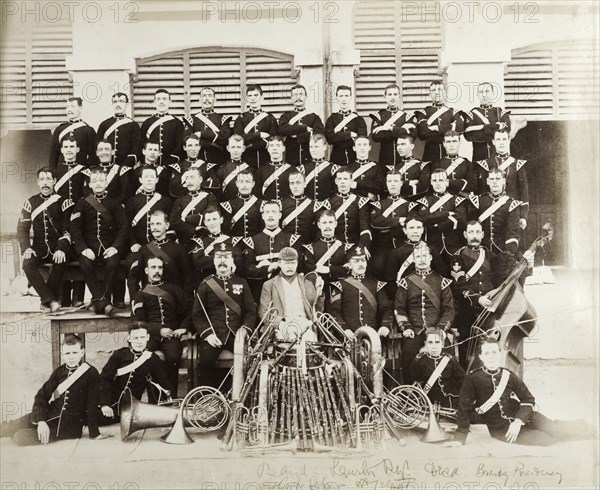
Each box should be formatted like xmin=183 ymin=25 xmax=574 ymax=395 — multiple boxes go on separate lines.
xmin=0 ymin=268 xmax=598 ymax=489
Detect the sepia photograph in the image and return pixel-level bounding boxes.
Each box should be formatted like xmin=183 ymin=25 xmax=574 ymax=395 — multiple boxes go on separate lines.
xmin=0 ymin=1 xmax=598 ymax=489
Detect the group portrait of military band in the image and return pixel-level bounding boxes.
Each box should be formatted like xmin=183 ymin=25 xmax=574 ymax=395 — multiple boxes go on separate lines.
xmin=2 ymin=80 xmax=594 ymax=450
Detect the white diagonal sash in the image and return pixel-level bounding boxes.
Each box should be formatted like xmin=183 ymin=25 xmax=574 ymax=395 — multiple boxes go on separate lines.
xmin=426 ymin=106 xmax=451 ymax=126
xmin=116 ymin=351 xmax=153 ymax=377
xmin=136 ymin=166 xmax=164 ymax=194
xmin=398 ymin=254 xmax=415 ymax=280
xmin=103 ymin=118 xmax=131 ymax=139
xmin=49 ymin=363 xmax=90 ymax=403
xmin=132 ymin=193 xmax=161 ymax=226
xmin=397 ymin=160 xmax=418 ymax=175
xmin=262 ymin=164 xmax=289 ymax=195
xmin=315 ymin=240 xmax=342 ymax=268
xmin=146 ymin=115 xmax=174 ymax=139
xmin=288 ymin=110 xmax=310 ymax=126
xmin=231 ymin=195 xmax=258 ymax=225
xmin=429 ymin=193 xmax=453 ymax=213
xmin=423 ymin=356 xmax=450 ymax=393
xmin=281 ymin=198 xmax=311 ymax=228
xmin=382 ymin=110 xmax=406 ymax=130
xmin=351 ymin=162 xmax=376 ymax=181
xmin=334 ymin=113 xmax=357 ymax=133
xmin=333 ymin=195 xmax=357 ymax=219
xmin=445 ymin=158 xmax=464 ymax=175
xmin=465 ymin=248 xmax=486 ymax=279
xmin=204 ymin=235 xmax=229 ymax=256
xmin=304 ymin=162 xmax=329 ymax=184
xmin=58 ymin=121 xmax=86 ymax=142
xmin=243 ymin=112 xmax=269 ymax=134
xmin=222 ymin=163 xmax=249 ymax=189
xmin=382 ymin=198 xmax=407 ymax=218
xmin=195 ymin=112 xmax=220 ymax=134
xmin=31 ymin=194 xmax=60 ymax=221
xmin=105 ymin=165 xmax=120 ymax=185
xmin=476 ymin=369 xmax=510 ymax=414
xmin=181 ymin=192 xmax=208 ymax=221
xmin=499 ymin=156 xmax=516 ymax=172
xmin=478 ymin=195 xmax=509 ymax=223
xmin=472 ymin=108 xmax=490 ymax=125
xmin=55 ymin=165 xmax=83 ymax=191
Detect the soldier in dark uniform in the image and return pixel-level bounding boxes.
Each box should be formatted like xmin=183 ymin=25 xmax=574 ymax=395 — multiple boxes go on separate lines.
xmin=467 ymin=169 xmax=521 ymax=256
xmin=411 ymin=328 xmax=465 ymax=412
xmin=0 ymin=334 xmax=105 ymax=445
xmin=325 ymin=85 xmax=367 ymax=166
xmin=69 ymin=167 xmax=129 ymax=316
xmin=256 ymin=136 xmax=294 ymax=201
xmin=127 ymin=210 xmax=193 ymax=298
xmin=169 ymin=167 xmax=218 ymax=249
xmin=131 ymin=256 xmax=191 ymax=394
xmin=193 ymin=243 xmax=257 ymax=387
xmin=447 ymin=338 xmax=593 ymax=447
xmin=299 ymin=133 xmax=337 ymax=201
xmin=217 ymin=134 xmax=254 ymax=201
xmin=280 ymin=170 xmax=324 ymax=244
xmin=324 ymin=168 xmax=373 ymax=252
xmin=370 ymin=83 xmax=418 ymax=166
xmin=49 ymin=97 xmax=96 ymax=168
xmin=303 ymin=210 xmax=353 ymax=287
xmin=99 ymin=323 xmax=173 ymax=422
xmin=52 ymin=138 xmax=87 ymax=307
xmin=451 ymin=220 xmax=495 ymax=368
xmin=17 ymin=168 xmax=73 ymax=312
xmin=387 ymin=134 xmax=431 ymax=199
xmin=220 ymin=170 xmax=264 ymax=239
xmin=347 ymin=136 xmax=386 ymax=200
xmin=432 ymin=130 xmax=476 ymax=197
xmin=139 ymin=89 xmax=184 ymax=167
xmin=129 ymin=140 xmax=172 ymax=197
xmin=279 ymin=84 xmax=325 ymax=166
xmin=233 ymin=84 xmax=279 ymax=169
xmin=416 ymin=82 xmax=466 ymax=163
xmin=475 ymin=129 xmax=529 ymax=230
xmin=191 ymin=207 xmax=242 ymax=286
xmin=242 ymin=200 xmax=301 ymax=301
xmin=463 ymin=82 xmax=512 ymax=162
xmin=417 ymin=169 xmax=467 ymax=266
xmin=183 ymin=86 xmax=232 ymax=165
xmin=169 ymin=134 xmax=219 ymax=198
xmin=370 ymin=170 xmax=420 ymax=280
xmin=394 ymin=242 xmax=454 ymax=383
xmin=97 ymin=92 xmax=141 ymax=168
xmin=83 ymin=139 xmax=131 ymax=204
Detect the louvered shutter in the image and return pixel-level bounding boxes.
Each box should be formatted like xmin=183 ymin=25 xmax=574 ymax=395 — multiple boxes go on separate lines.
xmin=245 ymin=52 xmax=295 ymax=115
xmin=0 ymin=26 xmax=27 ymax=128
xmin=505 ymin=40 xmax=599 ymax=119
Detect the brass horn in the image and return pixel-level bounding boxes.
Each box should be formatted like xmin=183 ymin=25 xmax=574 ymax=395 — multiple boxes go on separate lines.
xmin=119 ymin=389 xmax=179 ymax=441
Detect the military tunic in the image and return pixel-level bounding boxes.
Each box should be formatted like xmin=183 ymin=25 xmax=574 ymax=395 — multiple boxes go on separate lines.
xmin=233 ymin=110 xmax=279 ymax=168
xmin=139 ymin=113 xmax=184 ymax=167
xmin=279 ymin=109 xmax=325 ymax=166
xmin=97 ymin=114 xmax=141 ymax=167
xmin=370 ymin=108 xmax=417 ymax=166
xmin=463 ymin=105 xmax=511 ymax=162
xmin=298 ymin=159 xmax=337 ymax=201
xmin=324 ymin=111 xmax=367 ymax=165
xmin=49 ymin=119 xmax=97 ymax=168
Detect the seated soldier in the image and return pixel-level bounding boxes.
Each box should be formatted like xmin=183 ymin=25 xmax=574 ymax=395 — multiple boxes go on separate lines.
xmin=131 ymin=256 xmax=191 ymax=393
xmin=446 ymin=338 xmax=595 ymax=447
xmin=0 ymin=334 xmax=106 ymax=446
xmin=99 ymin=323 xmax=173 ymax=422
xmin=17 ymin=167 xmax=73 ymax=313
xmin=193 ymin=243 xmax=257 ymax=387
xmin=411 ymin=328 xmax=465 ymax=413
xmin=258 ymin=247 xmax=324 ymax=342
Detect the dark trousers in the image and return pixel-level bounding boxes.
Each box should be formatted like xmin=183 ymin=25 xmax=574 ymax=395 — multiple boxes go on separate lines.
xmin=22 ymin=254 xmax=65 ymax=305
xmin=79 ymin=253 xmax=120 ymax=312
xmin=490 ymin=412 xmax=593 ymax=446
xmin=382 ymin=335 xmax=403 ymax=387
xmin=453 ymin=303 xmax=480 ymax=370
xmin=1 ymin=414 xmax=62 ymax=446
xmin=401 ymin=330 xmax=426 ymax=384
xmin=147 ymin=336 xmax=183 ymax=396
xmin=197 ymin=336 xmax=235 ymax=388
xmin=61 ymin=281 xmax=85 ymax=306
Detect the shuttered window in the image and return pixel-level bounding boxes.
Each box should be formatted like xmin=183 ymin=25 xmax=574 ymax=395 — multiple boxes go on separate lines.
xmin=132 ymin=48 xmax=297 ymax=122
xmin=505 ymin=40 xmax=599 ymax=119
xmin=353 ymin=0 xmax=443 ymax=115
xmin=0 ymin=18 xmax=73 ymax=130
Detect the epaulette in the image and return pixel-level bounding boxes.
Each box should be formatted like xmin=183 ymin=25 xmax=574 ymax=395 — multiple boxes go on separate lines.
xmin=441 ymin=277 xmax=452 ymax=289
xmin=290 ymin=234 xmax=300 ymax=246
xmin=81 ymin=168 xmax=91 ymax=177
xmin=120 ymin=166 xmax=131 ymax=176
xmin=303 ymin=243 xmax=314 ymax=254
xmin=477 ymin=160 xmax=489 ymax=171
xmin=358 ymin=197 xmax=370 ymax=208
xmin=417 ymin=197 xmax=428 ymax=207
xmin=169 ymin=163 xmax=181 ymax=174
xmin=370 ymin=200 xmax=381 ymax=210
xmin=455 ymin=196 xmax=466 ymax=205
xmin=220 ymin=201 xmax=232 ymax=213
xmin=420 ymin=161 xmax=429 ymax=170
xmin=183 ymin=115 xmax=194 ymax=127
xmin=398 ymin=278 xmax=408 ymax=290
xmin=242 ymin=237 xmax=254 ymax=249
xmin=21 ymin=199 xmax=32 ymax=213
xmin=516 ymin=159 xmax=527 ymax=171
xmin=62 ymin=199 xmax=74 ymax=212
xmin=468 ymin=195 xmax=479 ymax=208
xmin=376 ymin=281 xmax=387 ymax=292
xmin=221 ymin=115 xmax=230 ymax=124
xmin=509 ymin=200 xmax=522 ymax=212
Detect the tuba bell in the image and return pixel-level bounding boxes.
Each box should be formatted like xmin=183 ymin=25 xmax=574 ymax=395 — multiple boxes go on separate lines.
xmin=119 ymin=389 xmax=179 ymax=441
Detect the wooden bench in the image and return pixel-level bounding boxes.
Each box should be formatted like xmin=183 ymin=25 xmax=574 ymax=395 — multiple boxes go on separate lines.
xmin=41 ymin=260 xmax=128 ymax=282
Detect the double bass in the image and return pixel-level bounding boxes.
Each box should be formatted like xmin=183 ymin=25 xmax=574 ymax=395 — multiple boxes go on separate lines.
xmin=466 ymin=223 xmax=554 ymax=376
